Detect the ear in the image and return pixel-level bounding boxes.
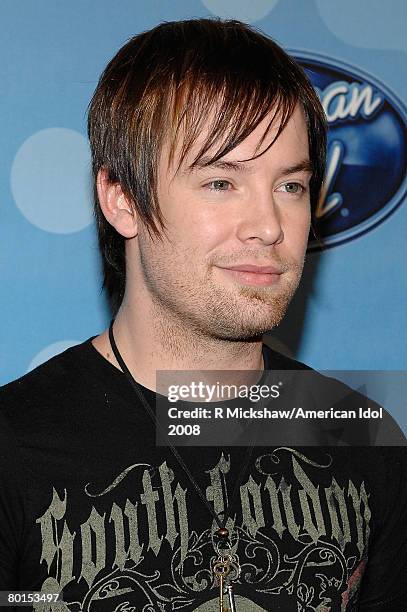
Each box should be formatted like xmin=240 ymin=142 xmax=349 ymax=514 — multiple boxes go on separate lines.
xmin=96 ymin=168 xmax=138 ymax=238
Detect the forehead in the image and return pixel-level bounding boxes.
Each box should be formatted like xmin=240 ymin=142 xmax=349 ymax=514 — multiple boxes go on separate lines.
xmin=161 ymin=103 xmax=309 ymax=180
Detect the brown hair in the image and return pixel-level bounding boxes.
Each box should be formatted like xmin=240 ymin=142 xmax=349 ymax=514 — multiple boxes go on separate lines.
xmin=88 ymin=18 xmax=326 ymax=312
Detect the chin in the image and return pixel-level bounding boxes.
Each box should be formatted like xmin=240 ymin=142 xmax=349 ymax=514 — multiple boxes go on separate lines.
xmin=209 ymin=316 xmax=285 ymax=341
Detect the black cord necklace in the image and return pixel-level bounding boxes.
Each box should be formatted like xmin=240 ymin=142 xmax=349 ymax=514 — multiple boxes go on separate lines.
xmin=108 ymin=319 xmax=259 ymax=609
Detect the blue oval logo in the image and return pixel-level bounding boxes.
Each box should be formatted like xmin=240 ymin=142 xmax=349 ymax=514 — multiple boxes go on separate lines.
xmin=293 ymin=52 xmax=407 ymax=250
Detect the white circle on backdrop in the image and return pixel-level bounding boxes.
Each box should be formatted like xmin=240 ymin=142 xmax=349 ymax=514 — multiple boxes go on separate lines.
xmin=201 ymin=0 xmax=279 ymax=23
xmin=11 ymin=128 xmax=93 ymax=234
xmin=315 ymin=0 xmax=406 ymax=51
xmin=27 ymin=340 xmax=80 ymax=373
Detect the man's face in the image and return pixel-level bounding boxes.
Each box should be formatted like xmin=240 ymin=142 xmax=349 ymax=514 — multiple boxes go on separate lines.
xmin=134 ymin=103 xmax=311 ymax=340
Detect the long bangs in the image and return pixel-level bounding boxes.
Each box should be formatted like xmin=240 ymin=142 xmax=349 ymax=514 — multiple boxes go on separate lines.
xmin=162 ymin=25 xmax=302 ymax=177
xmin=167 ymin=81 xmax=298 ymax=177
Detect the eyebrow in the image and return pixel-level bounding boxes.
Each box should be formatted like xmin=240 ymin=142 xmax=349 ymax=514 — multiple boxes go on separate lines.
xmin=183 ymin=157 xmax=313 ymax=176
xmin=278 ymin=159 xmax=313 ymax=175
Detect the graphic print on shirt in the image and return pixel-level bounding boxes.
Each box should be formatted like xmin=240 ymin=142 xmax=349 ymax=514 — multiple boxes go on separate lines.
xmin=35 ymin=448 xmax=370 ymax=611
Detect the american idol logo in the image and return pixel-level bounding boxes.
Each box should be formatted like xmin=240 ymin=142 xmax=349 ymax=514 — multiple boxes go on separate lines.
xmin=294 ymin=52 xmax=407 ymax=249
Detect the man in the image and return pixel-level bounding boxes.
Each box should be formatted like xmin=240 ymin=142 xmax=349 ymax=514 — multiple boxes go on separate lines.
xmin=1 ymin=18 xmax=406 ymax=611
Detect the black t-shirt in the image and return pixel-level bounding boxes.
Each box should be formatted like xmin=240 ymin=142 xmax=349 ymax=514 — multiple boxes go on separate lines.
xmin=0 ymin=339 xmax=407 ymax=611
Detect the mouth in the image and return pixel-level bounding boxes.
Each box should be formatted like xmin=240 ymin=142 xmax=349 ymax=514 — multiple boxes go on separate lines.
xmin=215 ymin=264 xmax=283 ymax=287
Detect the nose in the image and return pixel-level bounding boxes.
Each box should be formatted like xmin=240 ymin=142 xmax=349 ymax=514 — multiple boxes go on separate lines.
xmin=235 ymin=190 xmax=284 ymax=246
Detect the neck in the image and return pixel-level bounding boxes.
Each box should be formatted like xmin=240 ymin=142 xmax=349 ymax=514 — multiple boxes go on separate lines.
xmin=93 ymin=294 xmax=265 ymax=392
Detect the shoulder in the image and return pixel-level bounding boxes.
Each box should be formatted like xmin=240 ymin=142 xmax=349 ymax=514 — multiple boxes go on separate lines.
xmin=0 ymin=339 xmax=96 ymax=431
xmin=262 ymin=343 xmax=406 ymax=446
xmin=1 ymin=339 xmax=93 ymax=398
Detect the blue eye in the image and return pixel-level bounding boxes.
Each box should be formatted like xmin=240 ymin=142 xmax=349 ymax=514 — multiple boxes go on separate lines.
xmin=280 ymin=182 xmax=304 ymax=194
xmin=208 ymin=180 xmax=232 ymax=191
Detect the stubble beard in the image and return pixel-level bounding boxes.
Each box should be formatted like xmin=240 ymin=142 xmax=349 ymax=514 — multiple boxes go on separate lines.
xmin=200 ymin=263 xmax=304 ymax=340
xmin=142 ymin=247 xmax=305 ymax=345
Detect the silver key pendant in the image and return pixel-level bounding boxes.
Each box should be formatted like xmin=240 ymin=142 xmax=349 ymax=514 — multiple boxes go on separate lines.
xmin=213 ymin=555 xmax=231 ymax=611
xmin=226 ymin=583 xmax=237 ymax=612
xmin=212 ymin=527 xmax=241 ymax=611
xmin=212 ymin=552 xmax=240 ymax=611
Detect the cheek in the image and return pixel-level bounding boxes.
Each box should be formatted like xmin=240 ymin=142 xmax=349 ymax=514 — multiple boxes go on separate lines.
xmin=282 ymin=208 xmax=311 ymax=253
xmin=170 ymin=205 xmax=231 ymax=254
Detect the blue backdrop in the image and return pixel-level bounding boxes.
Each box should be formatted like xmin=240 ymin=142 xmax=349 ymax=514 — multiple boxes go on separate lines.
xmin=1 ymin=1 xmax=406 ymax=428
